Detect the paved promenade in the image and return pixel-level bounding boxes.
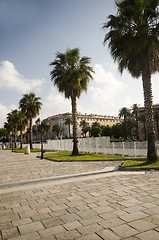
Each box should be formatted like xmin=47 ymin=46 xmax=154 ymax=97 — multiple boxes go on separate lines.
xmin=0 ymin=151 xmax=159 ymax=239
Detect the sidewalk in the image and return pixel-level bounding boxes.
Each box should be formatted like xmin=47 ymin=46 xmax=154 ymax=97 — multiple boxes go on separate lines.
xmin=0 ymin=150 xmax=159 ymax=239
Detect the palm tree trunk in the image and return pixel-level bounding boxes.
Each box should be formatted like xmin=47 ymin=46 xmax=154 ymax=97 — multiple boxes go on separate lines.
xmin=20 ymin=130 xmax=23 ymax=149
xmin=14 ymin=133 xmax=17 ymax=148
xmin=11 ymin=133 xmax=13 ymax=152
xmin=41 ymin=134 xmax=43 ymax=159
xmin=29 ymin=118 xmax=33 ymax=149
xmin=71 ymin=95 xmax=79 ymax=156
xmin=142 ymin=50 xmax=158 ymax=163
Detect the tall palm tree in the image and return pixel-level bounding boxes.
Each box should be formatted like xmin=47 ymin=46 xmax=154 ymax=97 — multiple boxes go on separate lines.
xmin=19 ymin=92 xmax=42 ymax=149
xmin=6 ymin=110 xmax=19 ymax=149
xmin=17 ymin=111 xmax=28 ymax=148
xmin=50 ymin=48 xmax=94 ymax=155
xmin=37 ymin=120 xmax=52 ymax=159
xmin=64 ymin=117 xmax=72 ymax=138
xmin=52 ymin=124 xmax=62 ymax=139
xmin=119 ymin=107 xmax=131 ymax=140
xmin=80 ymin=120 xmax=90 ymax=137
xmin=4 ymin=121 xmax=13 ymax=149
xmin=103 ymin=0 xmax=159 ymax=162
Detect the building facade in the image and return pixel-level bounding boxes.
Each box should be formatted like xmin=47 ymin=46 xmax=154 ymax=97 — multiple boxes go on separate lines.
xmin=44 ymin=112 xmax=120 ymax=139
xmin=138 ymin=103 xmax=159 ymax=141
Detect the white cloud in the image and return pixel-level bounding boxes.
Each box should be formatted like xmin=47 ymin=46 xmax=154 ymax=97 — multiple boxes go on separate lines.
xmin=0 ymin=102 xmax=17 ymax=127
xmin=0 ymin=61 xmax=44 ymax=93
xmin=41 ymin=87 xmax=71 ymax=118
xmin=77 ymin=64 xmax=126 ymax=115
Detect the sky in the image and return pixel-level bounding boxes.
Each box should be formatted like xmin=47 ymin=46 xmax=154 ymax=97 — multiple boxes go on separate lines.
xmin=0 ymin=0 xmax=159 ymax=128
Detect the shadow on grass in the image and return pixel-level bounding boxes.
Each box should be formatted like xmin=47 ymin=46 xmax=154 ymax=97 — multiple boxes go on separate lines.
xmin=124 ymin=161 xmax=149 ymax=168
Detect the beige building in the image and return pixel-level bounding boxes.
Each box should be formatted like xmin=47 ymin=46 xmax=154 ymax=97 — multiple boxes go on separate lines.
xmin=138 ymin=103 xmax=159 ymax=140
xmin=45 ymin=112 xmax=120 ymax=139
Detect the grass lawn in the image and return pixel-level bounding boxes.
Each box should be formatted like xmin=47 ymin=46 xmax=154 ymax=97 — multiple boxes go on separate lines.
xmin=43 ymin=151 xmax=128 ymax=161
xmin=121 ymin=160 xmax=159 ymax=169
xmin=5 ymin=148 xmax=52 ymax=153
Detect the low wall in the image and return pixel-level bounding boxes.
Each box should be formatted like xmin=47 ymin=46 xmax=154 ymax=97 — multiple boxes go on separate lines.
xmin=24 ymin=137 xmax=159 ymax=157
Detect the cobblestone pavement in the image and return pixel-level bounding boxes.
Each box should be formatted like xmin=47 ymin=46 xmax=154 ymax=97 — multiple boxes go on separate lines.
xmin=0 ymin=151 xmax=122 ymax=185
xmin=0 ymin=150 xmax=159 ymax=240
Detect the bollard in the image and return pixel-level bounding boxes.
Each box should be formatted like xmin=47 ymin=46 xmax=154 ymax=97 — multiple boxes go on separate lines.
xmin=24 ymin=145 xmax=30 ymax=154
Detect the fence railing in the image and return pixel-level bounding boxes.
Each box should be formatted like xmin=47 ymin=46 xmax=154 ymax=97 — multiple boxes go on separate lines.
xmin=24 ymin=137 xmax=159 ymax=157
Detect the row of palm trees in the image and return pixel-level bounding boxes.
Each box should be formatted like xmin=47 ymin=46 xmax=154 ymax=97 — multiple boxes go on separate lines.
xmin=4 ymin=92 xmax=42 ymax=150
xmin=119 ymin=104 xmax=159 ymax=141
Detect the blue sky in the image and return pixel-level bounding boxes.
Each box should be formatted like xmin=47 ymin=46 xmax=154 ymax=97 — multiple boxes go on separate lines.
xmin=0 ymin=0 xmax=159 ymax=127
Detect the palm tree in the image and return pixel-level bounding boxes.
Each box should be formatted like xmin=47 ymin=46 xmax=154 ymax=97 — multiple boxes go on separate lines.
xmin=37 ymin=120 xmax=52 ymax=159
xmin=64 ymin=117 xmax=72 ymax=138
xmin=103 ymin=0 xmax=159 ymax=162
xmin=52 ymin=124 xmax=62 ymax=139
xmin=4 ymin=121 xmax=13 ymax=149
xmin=119 ymin=107 xmax=131 ymax=140
xmin=17 ymin=111 xmax=28 ymax=148
xmin=131 ymin=104 xmax=140 ymax=140
xmin=6 ymin=110 xmax=19 ymax=149
xmin=19 ymin=92 xmax=42 ymax=149
xmin=50 ymin=48 xmax=94 ymax=155
xmin=80 ymin=120 xmax=90 ymax=137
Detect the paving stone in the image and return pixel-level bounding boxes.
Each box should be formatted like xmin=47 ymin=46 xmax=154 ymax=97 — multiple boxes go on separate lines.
xmin=31 ymin=213 xmax=51 ymax=222
xmin=124 ymin=205 xmax=146 ymax=214
xmin=0 ymin=214 xmax=20 ymax=224
xmin=99 ymin=217 xmax=125 ymax=228
xmin=77 ymin=209 xmax=98 ymax=219
xmin=9 ymin=232 xmax=41 ymax=240
xmin=77 ymin=223 xmax=103 ymax=235
xmin=42 ymin=217 xmax=63 ymax=228
xmin=49 ymin=203 xmax=68 ymax=211
xmin=122 ymin=237 xmax=140 ymax=240
xmin=64 ymin=220 xmax=82 ymax=230
xmin=12 ymin=205 xmax=32 ymax=213
xmin=19 ymin=210 xmax=38 ymax=218
xmin=119 ymin=212 xmax=148 ymax=222
xmin=2 ymin=227 xmax=19 ymax=239
xmin=143 ymin=206 xmax=159 ymax=215
xmin=137 ymin=229 xmax=159 ymax=240
xmin=12 ymin=218 xmax=32 ymax=227
xmin=38 ymin=225 xmax=66 ymax=238
xmin=97 ymin=229 xmax=121 ymax=240
xmin=111 ymin=223 xmax=139 ymax=238
xmin=79 ymin=215 xmax=103 ymax=226
xmin=76 ymin=233 xmax=102 ymax=240
xmin=60 ymin=213 xmax=81 ymax=223
xmin=0 ymin=222 xmax=12 ymax=230
xmin=49 ymin=209 xmax=68 ymax=218
xmin=66 ymin=199 xmax=85 ymax=207
xmin=36 ymin=207 xmax=52 ymax=214
xmin=66 ymin=207 xmax=77 ymax=213
xmin=100 ymin=212 xmax=117 ymax=220
xmin=18 ymin=222 xmax=45 ymax=234
xmin=93 ymin=205 xmax=114 ymax=214
xmin=54 ymin=229 xmax=81 ymax=240
xmin=128 ymin=219 xmax=157 ymax=232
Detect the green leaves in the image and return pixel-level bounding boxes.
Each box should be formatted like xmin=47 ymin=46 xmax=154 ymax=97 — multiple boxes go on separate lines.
xmin=50 ymin=48 xmax=94 ymax=99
